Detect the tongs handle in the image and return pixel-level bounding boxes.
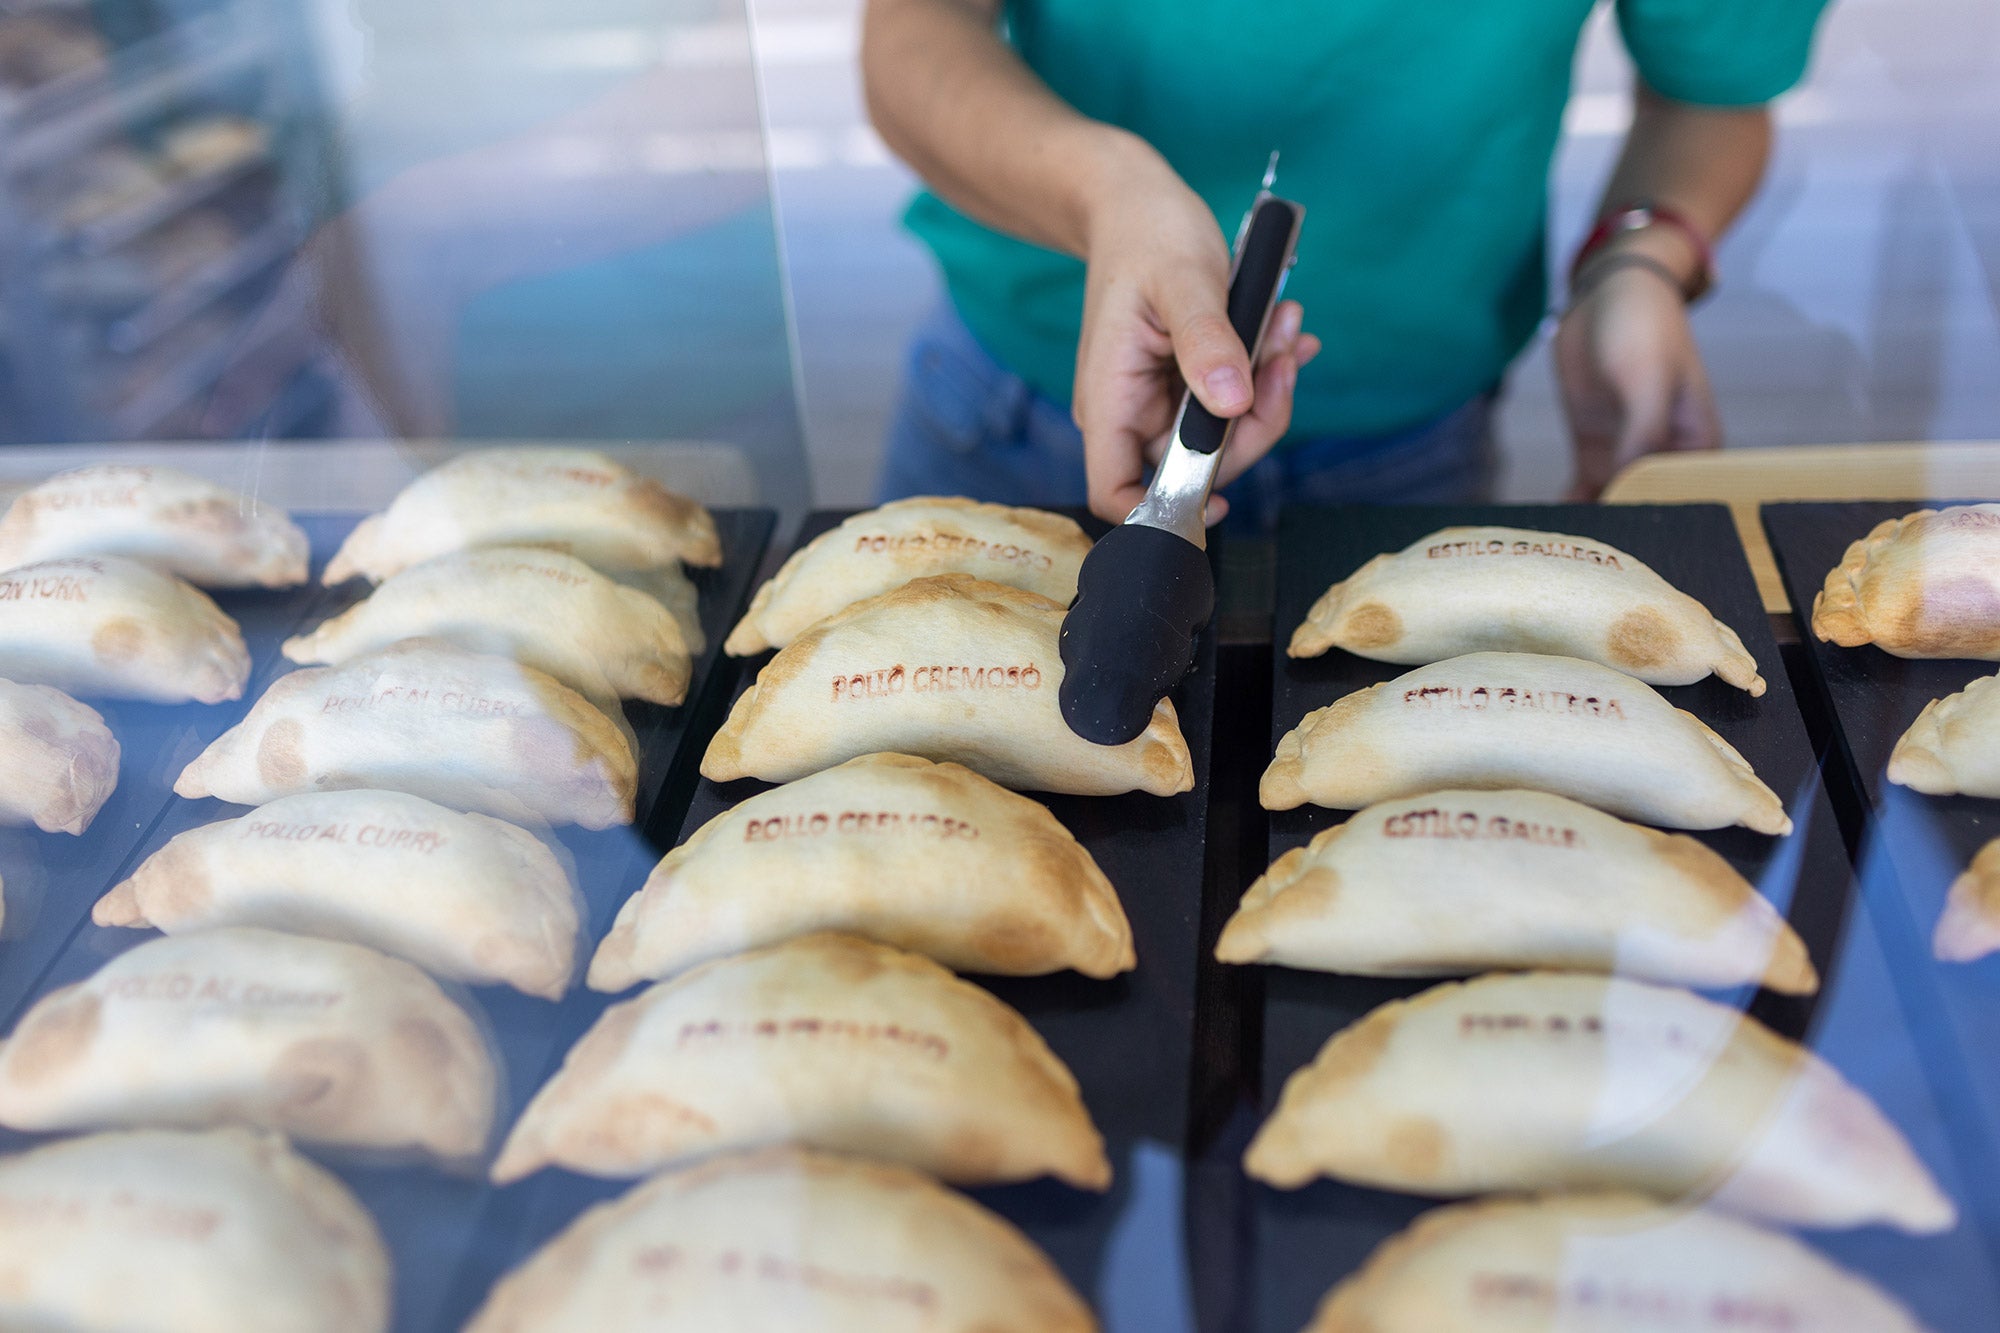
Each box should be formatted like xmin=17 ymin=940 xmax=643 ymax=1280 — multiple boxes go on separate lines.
xmin=1175 ymin=193 xmax=1306 ymax=455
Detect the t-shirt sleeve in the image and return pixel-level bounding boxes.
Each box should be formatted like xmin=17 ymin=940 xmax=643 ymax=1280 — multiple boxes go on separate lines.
xmin=1615 ymin=0 xmax=1830 ymax=106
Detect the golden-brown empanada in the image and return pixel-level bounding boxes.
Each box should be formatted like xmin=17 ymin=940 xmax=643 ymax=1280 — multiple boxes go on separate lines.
xmin=284 ymin=546 xmax=690 ymax=708
xmin=1887 ymin=670 xmax=2000 ymax=798
xmin=1244 ymin=971 xmax=1953 ymax=1233
xmin=324 ymin=447 xmax=720 ymax=584
xmin=703 ymin=574 xmax=1191 ymax=796
xmin=0 ymin=926 xmax=498 ymax=1162
xmin=0 ymin=555 xmax=249 ymax=703
xmin=0 ymin=678 xmax=118 ymax=834
xmin=1219 ymin=789 xmax=1814 ymax=993
xmin=465 ymin=1147 xmax=1095 ymax=1333
xmin=1291 ymin=526 xmax=1765 ymax=694
xmin=590 ymin=753 xmax=1133 ymax=990
xmin=174 ymin=639 xmax=637 ymax=829
xmin=1935 ymin=837 xmax=2000 ymax=963
xmin=0 ymin=464 xmax=309 ymax=588
xmin=1305 ymin=1193 xmax=1928 ymax=1333
xmin=1814 ymin=504 xmax=2000 ymax=659
xmin=724 ymin=497 xmax=1091 ymax=656
xmin=0 ymin=1127 xmax=390 ymax=1333
xmin=494 ymin=932 xmax=1107 ymax=1189
xmin=97 ymin=789 xmax=583 ymax=999
xmin=1262 ymin=652 xmax=1790 ymax=834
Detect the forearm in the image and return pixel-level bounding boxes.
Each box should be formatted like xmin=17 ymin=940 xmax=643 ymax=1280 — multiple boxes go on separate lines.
xmin=861 ymin=0 xmax=1169 ymax=257
xmin=1589 ymin=83 xmax=1772 ymax=283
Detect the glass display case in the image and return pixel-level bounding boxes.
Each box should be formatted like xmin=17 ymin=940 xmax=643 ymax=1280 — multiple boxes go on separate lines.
xmin=0 ymin=2 xmax=1994 ymax=1331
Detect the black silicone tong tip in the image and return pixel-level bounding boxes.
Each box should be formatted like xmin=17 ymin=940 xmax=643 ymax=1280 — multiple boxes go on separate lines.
xmin=1058 ymin=525 xmax=1214 ymax=746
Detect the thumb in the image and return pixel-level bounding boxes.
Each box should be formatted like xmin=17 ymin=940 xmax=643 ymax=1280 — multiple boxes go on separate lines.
xmin=1154 ymin=269 xmax=1253 ymax=419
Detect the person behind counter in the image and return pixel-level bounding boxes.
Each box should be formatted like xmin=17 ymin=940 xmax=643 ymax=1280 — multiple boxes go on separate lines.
xmin=862 ymin=1 xmax=1828 ymax=526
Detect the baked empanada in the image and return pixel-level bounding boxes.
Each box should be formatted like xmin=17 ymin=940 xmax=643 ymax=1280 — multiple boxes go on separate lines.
xmin=1935 ymin=837 xmax=2000 ymax=963
xmin=466 ymin=1147 xmax=1094 ymax=1333
xmin=1887 ymin=670 xmax=2000 ymax=798
xmin=494 ymin=932 xmax=1107 ymax=1189
xmin=1306 ymin=1193 xmax=1927 ymax=1333
xmin=0 ymin=464 xmax=309 ymax=588
xmin=0 ymin=926 xmax=497 ymax=1161
xmin=0 ymin=678 xmax=118 ymax=834
xmin=174 ymin=639 xmax=637 ymax=829
xmin=1219 ymin=789 xmax=1814 ymax=993
xmin=1814 ymin=504 xmax=2000 ymax=659
xmin=1245 ymin=971 xmax=1953 ymax=1233
xmin=284 ymin=546 xmax=691 ymax=708
xmin=1291 ymin=526 xmax=1765 ymax=694
xmin=97 ymin=789 xmax=583 ymax=999
xmin=0 ymin=1128 xmax=390 ymax=1333
xmin=324 ymin=447 xmax=721 ymax=584
xmin=0 ymin=555 xmax=249 ymax=703
xmin=590 ymin=752 xmax=1133 ymax=990
xmin=1262 ymin=652 xmax=1791 ymax=834
xmin=724 ymin=497 xmax=1091 ymax=656
xmin=703 ymin=574 xmax=1192 ymax=796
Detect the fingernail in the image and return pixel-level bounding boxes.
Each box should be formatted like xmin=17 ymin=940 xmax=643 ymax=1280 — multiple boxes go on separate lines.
xmin=1205 ymin=367 xmax=1250 ymax=410
xmin=1278 ymin=304 xmax=1303 ymax=340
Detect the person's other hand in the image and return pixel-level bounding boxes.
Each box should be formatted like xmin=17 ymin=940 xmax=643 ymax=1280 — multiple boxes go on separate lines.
xmin=1554 ymin=263 xmax=1720 ymax=501
xmin=1073 ymin=151 xmax=1321 ymax=524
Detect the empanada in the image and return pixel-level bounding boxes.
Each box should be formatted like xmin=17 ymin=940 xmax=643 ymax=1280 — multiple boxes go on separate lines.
xmin=0 ymin=464 xmax=309 ymax=588
xmin=494 ymin=932 xmax=1108 ymax=1189
xmin=1887 ymin=670 xmax=2000 ymax=798
xmin=284 ymin=547 xmax=691 ymax=708
xmin=1219 ymin=789 xmax=1814 ymax=993
xmin=1305 ymin=1193 xmax=1927 ymax=1332
xmin=1262 ymin=652 xmax=1791 ymax=834
xmin=1813 ymin=504 xmax=2000 ymax=659
xmin=324 ymin=447 xmax=721 ymax=584
xmin=466 ymin=1147 xmax=1095 ymax=1333
xmin=1244 ymin=971 xmax=1953 ymax=1233
xmin=590 ymin=752 xmax=1133 ymax=990
xmin=724 ymin=497 xmax=1091 ymax=655
xmin=1291 ymin=526 xmax=1765 ymax=694
xmin=174 ymin=639 xmax=637 ymax=829
xmin=0 ymin=555 xmax=249 ymax=703
xmin=0 ymin=678 xmax=119 ymax=834
xmin=703 ymin=574 xmax=1192 ymax=796
xmin=0 ymin=1128 xmax=390 ymax=1333
xmin=1935 ymin=837 xmax=2000 ymax=963
xmin=97 ymin=789 xmax=583 ymax=999
xmin=0 ymin=926 xmax=497 ymax=1161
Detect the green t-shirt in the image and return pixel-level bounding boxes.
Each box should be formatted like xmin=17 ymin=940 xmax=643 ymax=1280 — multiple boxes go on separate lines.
xmin=906 ymin=0 xmax=1826 ymax=441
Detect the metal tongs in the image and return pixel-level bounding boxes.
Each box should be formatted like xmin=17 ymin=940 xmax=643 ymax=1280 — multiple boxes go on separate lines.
xmin=1058 ymin=154 xmax=1306 ymax=745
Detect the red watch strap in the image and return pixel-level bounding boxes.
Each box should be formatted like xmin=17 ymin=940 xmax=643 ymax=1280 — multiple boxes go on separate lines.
xmin=1569 ymin=202 xmax=1715 ymax=300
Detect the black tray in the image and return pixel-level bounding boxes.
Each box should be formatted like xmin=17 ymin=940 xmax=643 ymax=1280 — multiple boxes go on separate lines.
xmin=442 ymin=510 xmax=1220 ymax=1333
xmin=1251 ymin=503 xmax=2000 ymax=1333
xmin=1764 ymin=500 xmax=2000 ymax=1262
xmin=0 ymin=507 xmax=776 ymax=1333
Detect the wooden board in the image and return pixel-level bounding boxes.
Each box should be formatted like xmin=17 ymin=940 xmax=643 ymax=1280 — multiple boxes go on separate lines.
xmin=1250 ymin=503 xmax=2000 ymax=1333
xmin=441 ymin=510 xmax=1218 ymax=1333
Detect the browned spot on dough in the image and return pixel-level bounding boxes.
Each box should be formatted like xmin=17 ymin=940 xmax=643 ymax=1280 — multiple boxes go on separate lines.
xmin=809 ymin=932 xmax=892 ymax=984
xmin=1647 ymin=829 xmax=1753 ymax=923
xmin=1383 ymin=1117 xmax=1446 ymax=1181
xmin=269 ymin=1037 xmax=367 ymax=1133
xmin=393 ymin=1017 xmax=455 ymax=1073
xmin=90 ymin=618 xmax=144 ymax=666
xmin=1900 ymin=575 xmax=2000 ymax=656
xmin=257 ymin=718 xmax=307 ymax=788
xmin=1606 ymin=606 xmax=1679 ymax=670
xmin=964 ymin=915 xmax=1064 ymax=974
xmin=1314 ymin=1009 xmax=1396 ymax=1091
xmin=146 ymin=841 xmax=214 ymax=922
xmin=3 ymin=991 xmax=100 ymax=1084
xmin=1341 ymin=602 xmax=1403 ymax=651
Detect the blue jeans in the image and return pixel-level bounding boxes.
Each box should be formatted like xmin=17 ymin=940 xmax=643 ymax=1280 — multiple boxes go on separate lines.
xmin=878 ymin=301 xmax=1497 ymax=531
